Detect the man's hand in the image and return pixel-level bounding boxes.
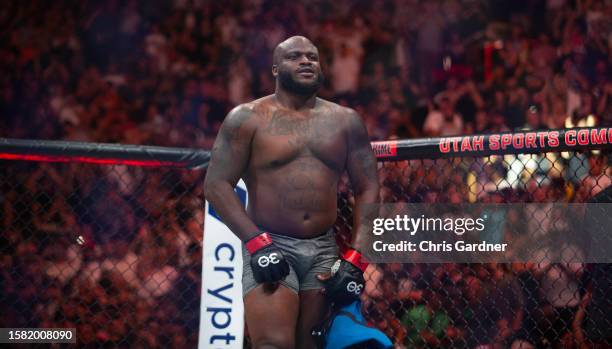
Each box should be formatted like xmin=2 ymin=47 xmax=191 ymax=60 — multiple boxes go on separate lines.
xmin=246 ymin=232 xmax=290 ymax=284
xmin=318 ymin=249 xmax=368 ymax=306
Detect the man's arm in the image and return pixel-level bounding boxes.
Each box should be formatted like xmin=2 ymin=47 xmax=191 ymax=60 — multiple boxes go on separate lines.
xmin=204 ymin=105 xmax=291 ymax=284
xmin=203 ymin=105 xmax=260 ymax=241
xmin=345 ymin=109 xmax=380 ymax=250
xmin=316 ymin=109 xmax=379 ymax=306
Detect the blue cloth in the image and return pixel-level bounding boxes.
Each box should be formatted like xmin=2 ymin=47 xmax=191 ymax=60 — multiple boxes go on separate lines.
xmin=325 ymin=301 xmax=393 ymax=349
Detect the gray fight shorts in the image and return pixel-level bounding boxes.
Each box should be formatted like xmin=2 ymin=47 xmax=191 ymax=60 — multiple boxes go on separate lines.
xmin=242 ymin=229 xmax=339 ymax=296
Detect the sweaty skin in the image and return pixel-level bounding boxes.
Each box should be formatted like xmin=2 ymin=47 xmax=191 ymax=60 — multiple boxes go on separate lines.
xmin=203 ymin=36 xmax=379 ymax=349
xmin=204 ymin=37 xmax=378 ymax=244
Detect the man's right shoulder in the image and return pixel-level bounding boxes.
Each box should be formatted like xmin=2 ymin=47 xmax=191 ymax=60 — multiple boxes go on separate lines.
xmin=224 ymin=95 xmax=275 ymax=124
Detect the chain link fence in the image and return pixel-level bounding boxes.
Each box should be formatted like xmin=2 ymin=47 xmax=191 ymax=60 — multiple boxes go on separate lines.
xmin=1 ymin=135 xmax=611 ymax=348
xmin=1 ymin=161 xmax=205 ymax=348
xmin=335 ymin=151 xmax=612 ymax=348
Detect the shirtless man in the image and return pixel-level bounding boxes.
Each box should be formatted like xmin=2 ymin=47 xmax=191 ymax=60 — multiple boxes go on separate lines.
xmin=204 ymin=36 xmax=379 ymax=349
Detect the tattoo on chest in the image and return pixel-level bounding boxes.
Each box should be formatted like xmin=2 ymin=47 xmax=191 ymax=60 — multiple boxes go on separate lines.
xmin=264 ymin=109 xmax=338 ymax=150
xmin=265 ymin=110 xmax=313 ymax=137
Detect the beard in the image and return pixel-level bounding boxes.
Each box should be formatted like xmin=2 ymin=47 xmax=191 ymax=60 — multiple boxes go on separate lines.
xmin=278 ymin=69 xmax=324 ymax=96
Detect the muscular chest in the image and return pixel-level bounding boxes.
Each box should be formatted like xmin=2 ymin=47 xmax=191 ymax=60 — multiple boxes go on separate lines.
xmin=252 ymin=110 xmax=347 ymax=171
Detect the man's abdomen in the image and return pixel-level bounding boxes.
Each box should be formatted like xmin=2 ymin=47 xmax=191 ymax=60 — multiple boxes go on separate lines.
xmin=246 ymin=162 xmax=339 ymax=238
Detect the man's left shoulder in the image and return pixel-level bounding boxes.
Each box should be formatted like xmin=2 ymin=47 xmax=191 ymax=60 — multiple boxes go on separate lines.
xmin=316 ymin=98 xmax=360 ymax=122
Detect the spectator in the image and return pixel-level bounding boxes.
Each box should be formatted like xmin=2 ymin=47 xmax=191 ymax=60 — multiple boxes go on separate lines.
xmin=331 ymin=44 xmax=361 ymax=95
xmin=423 ymin=94 xmax=463 ymax=136
xmin=582 ymin=154 xmax=612 ymax=197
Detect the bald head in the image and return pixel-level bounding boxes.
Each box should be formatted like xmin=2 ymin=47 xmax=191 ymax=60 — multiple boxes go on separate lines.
xmin=272 ymin=36 xmax=323 ymax=96
xmin=273 ymin=36 xmax=316 ymax=66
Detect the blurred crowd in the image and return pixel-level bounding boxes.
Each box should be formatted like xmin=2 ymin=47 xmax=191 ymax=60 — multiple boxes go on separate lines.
xmin=1 ymin=163 xmax=205 ymax=348
xmin=1 ymin=0 xmax=611 ymax=144
xmin=1 ymin=0 xmax=612 ymax=348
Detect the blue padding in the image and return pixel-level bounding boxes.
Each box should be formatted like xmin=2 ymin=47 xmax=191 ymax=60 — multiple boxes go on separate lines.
xmin=325 ymin=301 xmax=393 ymax=349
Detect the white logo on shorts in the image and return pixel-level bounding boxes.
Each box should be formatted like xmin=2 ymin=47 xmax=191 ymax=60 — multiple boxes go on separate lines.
xmin=257 ymin=253 xmax=280 ymax=268
xmin=331 ymin=260 xmax=341 ymax=275
xmin=346 ymin=281 xmax=363 ymax=295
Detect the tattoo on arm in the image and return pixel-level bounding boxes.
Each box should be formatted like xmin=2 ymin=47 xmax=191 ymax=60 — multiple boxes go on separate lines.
xmin=343 ymin=109 xmax=380 ymax=248
xmin=353 ymin=147 xmax=378 ymax=182
xmin=207 ymin=106 xmax=254 ymax=185
xmin=203 ymin=105 xmax=261 ymax=241
xmin=346 ymin=110 xmax=378 ymax=190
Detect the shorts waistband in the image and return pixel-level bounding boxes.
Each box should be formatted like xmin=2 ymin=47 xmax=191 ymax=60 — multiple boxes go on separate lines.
xmin=258 ymin=226 xmax=334 ymax=240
